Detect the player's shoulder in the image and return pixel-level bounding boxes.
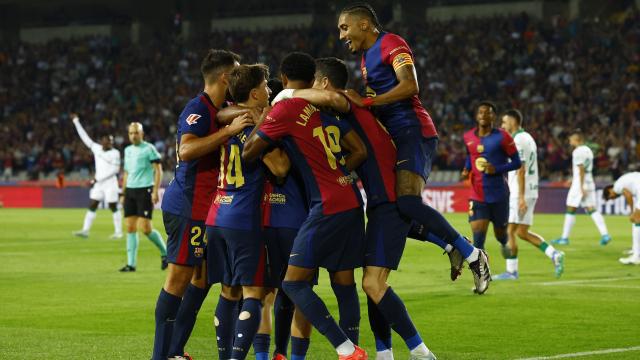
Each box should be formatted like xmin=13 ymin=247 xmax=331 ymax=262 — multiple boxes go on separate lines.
xmin=496 ymin=127 xmax=511 ymax=137
xmin=181 ymin=94 xmax=213 ymax=119
xmin=463 ymin=128 xmax=476 ymax=138
xmin=381 ymin=32 xmax=410 ymax=48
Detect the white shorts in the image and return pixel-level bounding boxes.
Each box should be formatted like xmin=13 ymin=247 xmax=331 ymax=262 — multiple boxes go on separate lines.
xmin=508 ymin=197 xmax=537 ymax=226
xmin=90 ymin=180 xmax=120 ymax=204
xmin=566 ymin=184 xmax=596 ymax=208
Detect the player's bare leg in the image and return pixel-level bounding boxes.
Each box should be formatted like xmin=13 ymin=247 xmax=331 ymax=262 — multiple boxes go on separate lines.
xmin=282 ymin=265 xmax=363 ymax=357
xmin=329 ymin=270 xmax=360 ymax=344
xmin=138 ymin=217 xmax=168 ymax=269
xmin=254 ymin=289 xmax=276 ymax=360
xmin=516 ymin=225 xmax=565 ymax=277
xmin=397 ymin=170 xmax=488 ymax=288
xmin=493 ymin=223 xmax=510 ymax=259
xmin=73 ymin=199 xmax=100 ymax=238
xmin=120 ymin=215 xmax=139 ymax=272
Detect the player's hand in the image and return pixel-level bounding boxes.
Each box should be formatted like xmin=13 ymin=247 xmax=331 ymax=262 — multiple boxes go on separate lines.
xmin=88 ymin=178 xmax=96 ymax=187
xmin=630 ymin=210 xmax=640 ymax=224
xmin=256 ymin=106 xmax=272 ymax=126
xmin=484 ymin=163 xmax=496 ymax=175
xmin=580 ymin=188 xmax=586 ymax=199
xmin=151 ymin=191 xmax=159 ymax=205
xmin=518 ymin=198 xmax=528 ymax=217
xmin=460 ymin=168 xmax=470 ymax=181
xmin=70 ymin=112 xmax=80 ymax=122
xmin=343 ymin=89 xmax=365 ymax=107
xmin=247 ymin=107 xmax=262 ymax=124
xmin=119 ymin=193 xmax=125 ymax=206
xmin=226 ymin=113 xmax=253 ymax=136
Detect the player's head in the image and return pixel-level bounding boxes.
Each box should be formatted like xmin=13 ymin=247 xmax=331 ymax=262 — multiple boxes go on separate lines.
xmin=200 ymin=49 xmax=241 ymax=86
xmin=501 ymin=109 xmax=523 ymax=134
xmin=475 ymin=101 xmax=497 ymax=127
xmin=602 ymin=184 xmax=620 ymax=201
xmin=279 ymin=52 xmax=316 ymax=90
xmin=228 ymin=64 xmax=271 ymax=108
xmin=100 ymin=134 xmax=114 ymax=150
xmin=569 ymin=129 xmax=584 ymax=147
xmin=313 ymin=57 xmax=349 ymax=91
xmin=267 ymin=78 xmax=284 ymax=104
xmin=128 ymin=122 xmax=144 ymax=145
xmin=338 ymin=2 xmax=381 ymax=53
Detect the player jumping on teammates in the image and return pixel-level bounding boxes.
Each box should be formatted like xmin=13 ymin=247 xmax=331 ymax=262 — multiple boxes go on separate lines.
xmin=603 ymin=172 xmax=640 ymax=264
xmin=71 ymin=114 xmax=122 ymax=239
xmin=151 ymin=49 xmax=252 ymax=360
xmin=462 ymin=102 xmax=521 ymax=267
xmin=551 ymin=130 xmax=612 ymax=246
xmin=243 ymin=52 xmax=369 ymax=360
xmin=338 ymin=3 xmax=490 ymax=287
xmin=119 ymin=122 xmax=167 ymax=272
xmin=494 ymin=109 xmax=565 ymax=280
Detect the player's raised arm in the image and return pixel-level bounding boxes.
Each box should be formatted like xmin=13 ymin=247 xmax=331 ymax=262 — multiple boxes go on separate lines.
xmin=262 ymin=148 xmax=290 ymax=178
xmin=338 ymin=126 xmax=367 ymax=172
xmin=178 ymin=113 xmax=252 ymax=161
xmin=274 ymin=88 xmax=350 ymax=114
xmin=71 ymin=114 xmax=99 ymax=150
xmin=217 ymin=105 xmax=259 ymax=126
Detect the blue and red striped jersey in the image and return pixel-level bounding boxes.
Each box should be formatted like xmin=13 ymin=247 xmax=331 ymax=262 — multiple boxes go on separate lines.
xmin=463 ymin=128 xmax=518 ymax=203
xmin=206 ymin=126 xmax=265 ymax=231
xmin=162 ymin=92 xmax=220 ymax=221
xmin=361 ymin=32 xmax=437 ymax=139
xmin=256 ymin=98 xmax=363 ymax=216
xmin=346 ymin=104 xmax=397 ymax=207
xmin=262 ymin=172 xmax=308 ymax=230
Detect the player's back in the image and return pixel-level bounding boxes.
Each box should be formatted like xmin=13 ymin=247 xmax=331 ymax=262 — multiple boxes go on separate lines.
xmin=257 ymin=98 xmax=362 ymax=216
xmin=162 ymin=92 xmax=220 ymax=221
xmin=361 ymin=31 xmax=437 ymax=139
xmin=571 ymin=145 xmax=594 ymax=185
xmin=262 ymin=170 xmax=308 ymax=229
xmin=464 ymin=127 xmax=516 ymax=203
xmin=614 ymin=172 xmax=640 ymax=197
xmin=345 ymin=104 xmax=397 ymax=207
xmin=508 ymin=130 xmax=539 ymax=199
xmin=207 ymin=126 xmax=264 ymax=231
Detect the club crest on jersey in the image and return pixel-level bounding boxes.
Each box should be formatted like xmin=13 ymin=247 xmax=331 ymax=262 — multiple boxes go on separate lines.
xmin=476 ymin=144 xmax=485 ymax=153
xmin=185 ymin=114 xmax=202 ymax=125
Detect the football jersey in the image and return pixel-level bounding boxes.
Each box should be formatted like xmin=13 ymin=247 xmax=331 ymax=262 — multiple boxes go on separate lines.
xmin=571 ymin=145 xmax=595 ymax=188
xmin=345 ymin=103 xmax=397 ymax=208
xmin=361 ymin=32 xmax=437 ymax=139
xmin=508 ymin=130 xmax=539 ymax=199
xmin=464 ymin=128 xmax=518 ymax=203
xmin=256 ymin=98 xmax=362 ymax=216
xmin=613 ymin=172 xmax=640 ymax=198
xmin=206 ymin=126 xmax=264 ymax=231
xmin=124 ymin=141 xmax=161 ymax=189
xmin=162 ymin=92 xmax=220 ymax=221
xmin=262 ymin=171 xmax=308 ymax=230
xmin=72 ymin=119 xmax=121 ymax=184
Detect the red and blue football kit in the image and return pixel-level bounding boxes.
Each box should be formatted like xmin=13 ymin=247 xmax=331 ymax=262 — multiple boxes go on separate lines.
xmin=463 ymin=127 xmax=521 ymax=226
xmin=162 ymin=92 xmax=218 ymax=265
xmin=256 ymin=98 xmax=365 ymax=271
xmin=205 ymin=126 xmax=268 ymax=287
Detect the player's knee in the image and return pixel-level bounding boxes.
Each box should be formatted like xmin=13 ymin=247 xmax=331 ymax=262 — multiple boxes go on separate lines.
xmin=361 ymin=273 xmax=386 ymax=300
xmin=126 ymin=224 xmax=137 ymax=233
xmin=221 ymin=285 xmax=242 ymax=301
xmin=108 ymin=203 xmax=118 ymax=212
xmin=516 ymin=227 xmax=529 ymax=240
xmin=164 ymin=265 xmax=193 ymax=295
xmin=396 ymin=195 xmax=422 ymax=217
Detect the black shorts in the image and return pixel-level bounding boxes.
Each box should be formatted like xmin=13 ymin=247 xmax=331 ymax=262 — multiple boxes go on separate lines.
xmin=124 ymin=187 xmax=154 ymax=219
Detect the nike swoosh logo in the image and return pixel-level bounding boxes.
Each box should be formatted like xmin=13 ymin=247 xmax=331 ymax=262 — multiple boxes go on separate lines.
xmin=289 ymin=253 xmax=299 ymax=257
xmin=396 ymin=159 xmax=409 ymax=165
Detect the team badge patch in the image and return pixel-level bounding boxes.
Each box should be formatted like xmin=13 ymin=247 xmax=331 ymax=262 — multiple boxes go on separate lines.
xmin=185 ymin=114 xmax=202 ymax=125
xmin=477 ymin=144 xmax=485 ymax=153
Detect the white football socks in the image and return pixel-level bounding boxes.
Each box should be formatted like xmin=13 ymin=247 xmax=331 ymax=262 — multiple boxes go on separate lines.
xmin=336 ymin=340 xmax=356 ymax=356
xmin=632 ymin=224 xmax=640 ymax=258
xmin=82 ymin=210 xmax=97 ymax=232
xmin=376 ymin=349 xmax=394 ymax=360
xmin=561 ymin=213 xmax=576 ymax=239
xmin=506 ymin=258 xmax=518 ymax=273
xmin=112 ymin=210 xmax=122 ymax=235
xmin=466 ymin=248 xmax=480 ymax=263
xmin=590 ymin=211 xmax=608 ymax=236
xmin=410 ymin=343 xmax=430 ymax=356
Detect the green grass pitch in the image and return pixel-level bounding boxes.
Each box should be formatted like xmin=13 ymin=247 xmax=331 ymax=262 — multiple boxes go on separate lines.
xmin=1 ymin=208 xmax=639 ymax=359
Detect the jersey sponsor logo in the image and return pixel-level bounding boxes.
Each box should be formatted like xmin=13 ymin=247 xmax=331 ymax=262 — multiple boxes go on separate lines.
xmin=475 ymin=157 xmax=488 ymax=171
xmin=391 ymin=53 xmax=414 ymax=71
xmin=267 ymin=193 xmax=286 ymax=205
xmin=214 ymin=194 xmax=234 ymax=205
xmin=185 ymin=114 xmax=202 ymax=125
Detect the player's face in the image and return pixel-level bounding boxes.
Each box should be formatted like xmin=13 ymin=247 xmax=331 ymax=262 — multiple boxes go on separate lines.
xmin=501 ymin=115 xmax=516 ymax=133
xmin=476 ymin=105 xmax=495 ymax=127
xmin=252 ymin=79 xmax=271 ymax=108
xmin=128 ymin=126 xmax=143 ymax=145
xmin=605 ymin=188 xmax=619 ymax=200
xmin=569 ymin=134 xmax=580 ymax=147
xmin=338 ymin=13 xmax=365 ymax=53
xmin=101 ymin=135 xmax=113 ymax=149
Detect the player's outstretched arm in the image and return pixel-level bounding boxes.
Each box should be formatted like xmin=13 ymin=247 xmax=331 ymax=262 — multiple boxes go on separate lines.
xmin=489 ymin=152 xmax=521 ymax=174
xmin=262 ymin=148 xmax=290 ymax=178
xmin=71 ymin=114 xmax=98 ymax=149
xmin=339 ymin=131 xmax=367 ymax=171
xmin=217 ymin=106 xmax=260 ymax=126
xmin=151 ymin=162 xmax=162 ymax=204
xmin=343 ymin=64 xmax=419 ymax=107
xmin=291 ymin=89 xmax=350 ymax=113
xmin=178 ymin=113 xmax=252 ymax=161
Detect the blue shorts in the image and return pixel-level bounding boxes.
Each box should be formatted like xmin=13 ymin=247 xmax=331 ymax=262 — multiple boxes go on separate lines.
xmin=468 ymin=199 xmax=509 ymax=228
xmin=394 ymin=127 xmax=437 ymax=182
xmin=290 ymin=207 xmax=365 ymax=272
xmin=163 ymin=212 xmax=206 ymax=266
xmin=365 ymin=202 xmax=411 ymax=269
xmin=264 ymin=227 xmax=297 ymax=288
xmin=206 ymin=226 xmax=269 ymax=287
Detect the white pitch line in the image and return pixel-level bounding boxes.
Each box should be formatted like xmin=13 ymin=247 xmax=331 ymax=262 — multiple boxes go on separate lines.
xmin=558 ymin=284 xmax=640 ymax=290
xmin=514 ymin=345 xmax=640 ymax=360
xmin=535 ymin=276 xmax=640 ymax=286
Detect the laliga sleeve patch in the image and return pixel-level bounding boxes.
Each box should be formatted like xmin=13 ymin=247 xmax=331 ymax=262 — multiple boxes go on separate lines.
xmin=185 ymin=114 xmax=202 ymax=125
xmin=391 ymin=53 xmax=414 ymax=71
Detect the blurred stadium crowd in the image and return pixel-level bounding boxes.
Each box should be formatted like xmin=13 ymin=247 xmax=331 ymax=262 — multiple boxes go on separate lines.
xmin=1 ymin=9 xmax=638 ymax=181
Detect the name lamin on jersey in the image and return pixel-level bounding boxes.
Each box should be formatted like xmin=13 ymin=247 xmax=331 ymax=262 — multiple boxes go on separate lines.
xmin=296 ymin=104 xmax=318 ymax=126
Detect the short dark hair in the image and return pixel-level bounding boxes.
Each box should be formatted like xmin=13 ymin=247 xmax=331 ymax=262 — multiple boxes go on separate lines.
xmin=228 ymin=64 xmax=269 ymax=103
xmin=280 ymin=52 xmax=316 ymax=84
xmin=315 ymin=57 xmax=349 ymax=90
xmin=200 ymin=49 xmax=241 ymax=82
xmin=503 ymin=109 xmax=523 ymax=125
xmin=267 ymin=78 xmax=283 ymax=104
xmin=476 ymin=100 xmax=497 ymax=115
xmin=602 ymin=184 xmax=616 ymax=200
xmin=341 ymin=2 xmax=381 ymax=28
